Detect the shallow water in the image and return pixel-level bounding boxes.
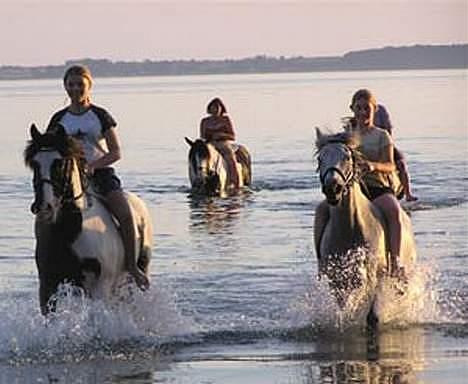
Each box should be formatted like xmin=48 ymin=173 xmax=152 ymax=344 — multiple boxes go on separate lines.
xmin=0 ymin=69 xmax=467 ymax=383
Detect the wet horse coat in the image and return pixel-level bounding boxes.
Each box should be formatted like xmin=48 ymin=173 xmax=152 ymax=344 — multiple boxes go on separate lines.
xmin=314 ymin=128 xmax=417 ymax=322
xmin=185 ymin=137 xmax=252 ymax=196
xmin=25 ymin=124 xmax=153 ymax=314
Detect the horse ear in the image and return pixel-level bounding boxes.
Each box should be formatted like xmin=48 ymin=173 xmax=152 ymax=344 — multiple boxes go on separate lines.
xmin=315 ymin=127 xmax=322 ymax=139
xmin=185 ymin=136 xmax=194 ymax=146
xmin=52 ymin=123 xmax=67 ymax=144
xmin=30 ymin=123 xmax=42 ymax=142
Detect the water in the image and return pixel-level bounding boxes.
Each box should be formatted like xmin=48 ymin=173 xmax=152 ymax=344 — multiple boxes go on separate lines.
xmin=0 ymin=69 xmax=467 ymax=383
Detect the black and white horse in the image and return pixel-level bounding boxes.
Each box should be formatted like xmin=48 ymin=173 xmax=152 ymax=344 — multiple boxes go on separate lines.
xmin=25 ymin=124 xmax=153 ymax=314
xmin=185 ymin=137 xmax=252 ymax=196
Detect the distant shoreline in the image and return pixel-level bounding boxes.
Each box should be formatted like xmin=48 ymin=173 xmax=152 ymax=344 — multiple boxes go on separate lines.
xmin=1 ymin=44 xmax=466 ymax=81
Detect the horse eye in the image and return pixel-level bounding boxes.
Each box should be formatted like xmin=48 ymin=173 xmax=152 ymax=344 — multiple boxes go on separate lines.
xmin=30 ymin=161 xmax=39 ymax=172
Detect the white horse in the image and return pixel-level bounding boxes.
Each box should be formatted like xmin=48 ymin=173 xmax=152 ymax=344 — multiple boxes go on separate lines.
xmin=184 ymin=137 xmax=252 ymax=196
xmin=314 ymin=128 xmax=417 ymax=325
xmin=25 ymin=124 xmax=153 ymax=314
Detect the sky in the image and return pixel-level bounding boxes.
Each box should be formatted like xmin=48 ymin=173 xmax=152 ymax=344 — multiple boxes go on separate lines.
xmin=1 ymin=0 xmax=467 ymax=66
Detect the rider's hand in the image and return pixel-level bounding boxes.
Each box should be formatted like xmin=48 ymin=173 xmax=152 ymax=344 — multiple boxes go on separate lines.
xmin=361 ymin=161 xmax=374 ymax=173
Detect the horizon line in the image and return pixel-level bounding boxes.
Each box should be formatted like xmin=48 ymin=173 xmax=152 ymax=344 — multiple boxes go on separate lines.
xmin=2 ymin=43 xmax=467 ymax=69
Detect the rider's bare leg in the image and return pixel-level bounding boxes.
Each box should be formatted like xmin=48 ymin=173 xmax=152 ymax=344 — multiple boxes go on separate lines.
xmin=372 ymin=193 xmax=406 ymax=280
xmin=105 ymin=190 xmax=149 ymax=290
xmin=218 ymin=144 xmax=240 ymax=188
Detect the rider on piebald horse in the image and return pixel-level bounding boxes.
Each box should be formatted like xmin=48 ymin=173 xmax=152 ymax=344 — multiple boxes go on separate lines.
xmin=46 ymin=64 xmax=148 ymax=290
xmin=199 ymin=98 xmax=242 ymax=189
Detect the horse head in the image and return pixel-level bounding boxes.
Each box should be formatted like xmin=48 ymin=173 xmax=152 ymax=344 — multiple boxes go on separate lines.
xmin=185 ymin=137 xmax=220 ymax=195
xmin=315 ymin=128 xmax=360 ymax=206
xmin=25 ymin=123 xmax=87 ymax=224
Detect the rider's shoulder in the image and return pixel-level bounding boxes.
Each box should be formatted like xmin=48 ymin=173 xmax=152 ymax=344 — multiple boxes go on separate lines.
xmin=372 ymin=125 xmax=391 ymax=137
xmin=372 ymin=126 xmax=393 ymax=146
xmin=89 ymin=104 xmax=112 ymax=116
xmin=89 ymin=104 xmax=117 ymax=131
xmin=47 ymin=107 xmax=69 ymax=131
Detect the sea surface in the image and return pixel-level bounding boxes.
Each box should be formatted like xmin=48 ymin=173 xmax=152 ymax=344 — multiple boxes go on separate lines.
xmin=0 ymin=69 xmax=467 ymax=383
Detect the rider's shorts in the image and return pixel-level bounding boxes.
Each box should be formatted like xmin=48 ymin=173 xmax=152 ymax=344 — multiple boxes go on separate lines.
xmin=364 ymin=185 xmax=395 ymax=201
xmin=90 ymin=167 xmax=122 ymax=196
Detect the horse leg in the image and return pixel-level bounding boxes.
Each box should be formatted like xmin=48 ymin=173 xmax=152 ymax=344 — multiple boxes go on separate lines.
xmin=314 ymin=201 xmax=329 ymax=265
xmin=38 ymin=279 xmax=56 ymax=315
xmin=366 ymin=299 xmax=379 ymax=330
xmin=235 ymin=146 xmax=252 ymax=185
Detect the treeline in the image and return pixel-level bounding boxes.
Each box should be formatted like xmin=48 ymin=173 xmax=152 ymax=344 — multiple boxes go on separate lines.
xmin=1 ymin=44 xmax=466 ymax=80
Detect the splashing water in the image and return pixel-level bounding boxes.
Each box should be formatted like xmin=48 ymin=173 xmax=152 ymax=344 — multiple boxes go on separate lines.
xmin=0 ymin=280 xmax=199 ymax=365
xmin=285 ymin=249 xmax=458 ymax=333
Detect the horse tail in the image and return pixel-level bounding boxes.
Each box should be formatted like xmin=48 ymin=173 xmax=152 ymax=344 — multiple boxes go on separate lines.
xmin=236 ymin=145 xmax=252 ymax=186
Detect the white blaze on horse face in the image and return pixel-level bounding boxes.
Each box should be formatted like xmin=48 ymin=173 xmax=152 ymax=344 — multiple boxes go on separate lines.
xmin=33 ymin=150 xmax=62 ymax=220
xmin=191 ymin=154 xmax=209 ymax=185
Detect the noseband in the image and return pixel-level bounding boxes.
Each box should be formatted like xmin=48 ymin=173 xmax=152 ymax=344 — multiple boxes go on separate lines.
xmin=318 ymin=143 xmax=356 ymax=192
xmin=319 ymin=166 xmax=354 ymax=187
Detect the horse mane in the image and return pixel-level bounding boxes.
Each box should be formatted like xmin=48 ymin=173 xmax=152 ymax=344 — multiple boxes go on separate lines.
xmin=189 ymin=139 xmax=210 ymax=161
xmin=24 ymin=126 xmax=85 ymax=169
xmin=315 ymin=129 xmax=366 ymax=182
xmin=315 ymin=130 xmax=357 ymax=151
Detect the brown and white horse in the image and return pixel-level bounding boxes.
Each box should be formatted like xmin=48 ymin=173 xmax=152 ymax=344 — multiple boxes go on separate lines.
xmin=185 ymin=137 xmax=252 ymax=197
xmin=25 ymin=124 xmax=153 ymax=315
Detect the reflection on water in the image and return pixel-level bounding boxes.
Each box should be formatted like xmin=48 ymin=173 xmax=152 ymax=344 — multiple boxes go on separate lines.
xmin=2 ymin=327 xmax=427 ymax=384
xmin=1 ymin=71 xmax=466 ymax=383
xmin=188 ymin=192 xmax=251 ymax=235
xmin=300 ymin=327 xmax=426 ymax=384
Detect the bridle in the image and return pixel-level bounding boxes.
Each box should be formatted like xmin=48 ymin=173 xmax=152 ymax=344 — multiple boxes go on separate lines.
xmin=317 ymin=142 xmax=357 ymax=192
xmin=32 ymin=149 xmax=87 ymax=213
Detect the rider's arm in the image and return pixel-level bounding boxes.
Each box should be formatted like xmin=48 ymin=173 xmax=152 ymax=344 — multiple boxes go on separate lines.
xmin=200 ymin=118 xmax=211 ymax=141
xmin=368 ymin=144 xmax=395 ymax=173
xmin=88 ymin=127 xmax=121 ymax=172
xmin=210 ymin=116 xmax=236 ymax=141
xmin=367 ymin=131 xmax=396 ymax=173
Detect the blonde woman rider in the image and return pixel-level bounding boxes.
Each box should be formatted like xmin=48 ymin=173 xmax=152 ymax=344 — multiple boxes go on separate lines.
xmin=315 ymin=89 xmax=406 ymax=280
